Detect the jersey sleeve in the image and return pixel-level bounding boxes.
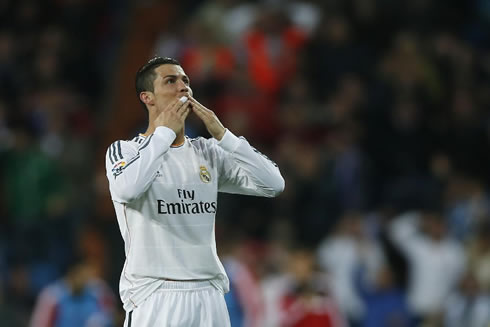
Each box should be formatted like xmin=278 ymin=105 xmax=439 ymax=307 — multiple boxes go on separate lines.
xmin=28 ymin=285 xmax=59 ymax=327
xmin=105 ymin=126 xmax=176 ymax=203
xmin=388 ymin=211 xmax=423 ymax=258
xmin=215 ymin=129 xmax=285 ymax=197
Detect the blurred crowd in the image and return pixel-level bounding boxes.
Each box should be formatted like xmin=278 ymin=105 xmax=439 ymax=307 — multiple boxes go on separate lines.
xmin=0 ymin=0 xmax=124 ymax=325
xmin=1 ymin=0 xmax=490 ymax=326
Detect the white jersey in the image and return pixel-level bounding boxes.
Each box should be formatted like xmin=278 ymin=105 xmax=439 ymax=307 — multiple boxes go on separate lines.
xmin=105 ymin=126 xmax=284 ymax=311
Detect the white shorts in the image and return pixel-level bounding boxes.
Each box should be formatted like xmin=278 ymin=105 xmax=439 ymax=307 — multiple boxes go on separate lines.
xmin=124 ymin=280 xmax=231 ymax=327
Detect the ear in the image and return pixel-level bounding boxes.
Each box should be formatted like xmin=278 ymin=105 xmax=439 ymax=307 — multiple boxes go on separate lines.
xmin=139 ymin=91 xmax=154 ymax=106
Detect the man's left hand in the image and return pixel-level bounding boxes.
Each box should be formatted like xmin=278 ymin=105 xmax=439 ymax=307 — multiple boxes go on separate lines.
xmin=190 ymin=97 xmax=226 ymax=141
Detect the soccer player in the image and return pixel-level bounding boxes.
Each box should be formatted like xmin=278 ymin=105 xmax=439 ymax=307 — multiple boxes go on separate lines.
xmin=105 ymin=57 xmax=284 ymax=326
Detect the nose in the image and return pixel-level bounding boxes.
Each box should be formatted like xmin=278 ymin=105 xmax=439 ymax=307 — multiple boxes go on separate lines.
xmin=178 ymin=80 xmax=190 ymax=94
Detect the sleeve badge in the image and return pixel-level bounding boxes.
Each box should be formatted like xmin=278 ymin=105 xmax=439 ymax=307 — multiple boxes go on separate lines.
xmin=112 ymin=161 xmax=126 ymax=177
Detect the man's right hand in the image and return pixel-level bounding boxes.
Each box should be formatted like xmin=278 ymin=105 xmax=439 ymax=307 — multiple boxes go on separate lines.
xmin=154 ymin=96 xmax=191 ymax=134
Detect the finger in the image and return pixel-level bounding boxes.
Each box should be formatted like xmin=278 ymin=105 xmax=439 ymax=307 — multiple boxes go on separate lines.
xmin=191 ymin=103 xmax=205 ymax=116
xmin=189 ymin=97 xmax=208 ymax=111
xmin=167 ymin=95 xmax=189 ymax=114
xmin=175 ymin=96 xmax=190 ymax=113
xmin=179 ymin=102 xmax=192 ymax=117
xmin=195 ymin=104 xmax=214 ymax=117
xmin=181 ymin=105 xmax=191 ymax=120
xmin=193 ymin=104 xmax=212 ymax=118
xmin=178 ymin=95 xmax=189 ymax=104
xmin=192 ymin=105 xmax=208 ymax=121
xmin=191 ymin=101 xmax=211 ymax=115
xmin=164 ymin=97 xmax=182 ymax=112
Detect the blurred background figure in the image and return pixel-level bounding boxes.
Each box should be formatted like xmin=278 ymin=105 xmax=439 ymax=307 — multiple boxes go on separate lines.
xmin=442 ymin=271 xmax=490 ymax=327
xmin=262 ymin=246 xmax=346 ymax=327
xmin=317 ymin=211 xmax=385 ymax=325
xmin=29 ymin=256 xmax=115 ymax=327
xmin=356 ymin=264 xmax=414 ymax=327
xmin=388 ymin=210 xmax=466 ymax=324
xmin=219 ymin=230 xmax=264 ymax=327
xmin=466 ymin=223 xmax=490 ymax=293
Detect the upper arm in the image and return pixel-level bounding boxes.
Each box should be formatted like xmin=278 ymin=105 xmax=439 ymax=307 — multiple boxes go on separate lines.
xmin=104 ymin=128 xmax=176 ymax=203
xmin=29 ymin=287 xmax=58 ymax=327
xmin=105 ymin=140 xmax=145 ymax=203
xmin=105 ymin=140 xmax=139 ymax=180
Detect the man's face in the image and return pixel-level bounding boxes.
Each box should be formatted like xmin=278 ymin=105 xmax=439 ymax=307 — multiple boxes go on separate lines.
xmin=149 ymin=64 xmax=192 ymax=112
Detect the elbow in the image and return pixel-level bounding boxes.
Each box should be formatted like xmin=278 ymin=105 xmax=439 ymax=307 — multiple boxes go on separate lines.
xmin=113 ymin=188 xmax=138 ymax=203
xmin=115 ymin=191 xmax=137 ymax=203
xmin=112 ymin=180 xmax=141 ymax=203
xmin=268 ymin=175 xmax=285 ymax=197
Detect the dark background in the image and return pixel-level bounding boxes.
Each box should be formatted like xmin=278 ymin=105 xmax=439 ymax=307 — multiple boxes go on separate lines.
xmin=1 ymin=0 xmax=489 ymax=326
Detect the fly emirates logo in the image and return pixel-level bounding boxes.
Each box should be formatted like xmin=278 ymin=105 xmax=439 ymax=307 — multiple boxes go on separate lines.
xmin=157 ymin=188 xmax=217 ymax=215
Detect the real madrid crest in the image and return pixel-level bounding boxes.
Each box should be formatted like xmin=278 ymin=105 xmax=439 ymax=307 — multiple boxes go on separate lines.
xmin=199 ymin=165 xmax=211 ymax=183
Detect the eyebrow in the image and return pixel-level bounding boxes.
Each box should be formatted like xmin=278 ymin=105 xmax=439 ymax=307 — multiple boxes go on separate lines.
xmin=163 ymin=74 xmax=189 ymax=79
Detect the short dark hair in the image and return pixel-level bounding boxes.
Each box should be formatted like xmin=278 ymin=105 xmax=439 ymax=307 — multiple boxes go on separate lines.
xmin=135 ymin=56 xmax=181 ymax=108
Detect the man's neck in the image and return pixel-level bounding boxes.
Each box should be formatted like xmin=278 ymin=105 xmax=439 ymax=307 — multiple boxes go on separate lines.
xmin=143 ymin=123 xmax=184 ymax=146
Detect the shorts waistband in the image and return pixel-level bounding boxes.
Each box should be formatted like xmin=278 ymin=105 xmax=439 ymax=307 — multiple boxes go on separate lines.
xmin=158 ymin=280 xmax=213 ymax=290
